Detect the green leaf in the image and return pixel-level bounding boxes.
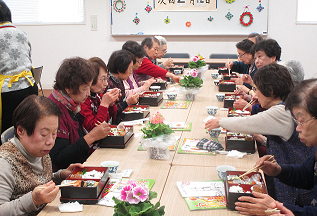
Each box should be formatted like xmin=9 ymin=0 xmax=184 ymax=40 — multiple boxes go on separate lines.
xmin=157 ymin=206 xmax=166 ymax=215
xmin=148 ymin=191 xmax=157 ymax=201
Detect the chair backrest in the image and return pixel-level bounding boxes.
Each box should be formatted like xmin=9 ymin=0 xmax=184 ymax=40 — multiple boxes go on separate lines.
xmin=209 ymin=54 xmax=239 ymax=69
xmin=33 ymin=66 xmax=43 ymax=84
xmin=33 ymin=66 xmax=43 ymax=96
xmin=162 ymin=53 xmax=190 ymax=67
xmin=1 ymin=126 xmax=14 ymax=144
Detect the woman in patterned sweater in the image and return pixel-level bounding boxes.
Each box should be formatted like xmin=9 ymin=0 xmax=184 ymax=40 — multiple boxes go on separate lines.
xmin=0 ymin=95 xmax=83 ymax=215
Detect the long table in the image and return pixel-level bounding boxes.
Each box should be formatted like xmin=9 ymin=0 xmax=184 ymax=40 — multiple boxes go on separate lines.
xmin=38 ymin=70 xmax=258 ymax=216
xmin=157 ymin=58 xmax=238 ymax=64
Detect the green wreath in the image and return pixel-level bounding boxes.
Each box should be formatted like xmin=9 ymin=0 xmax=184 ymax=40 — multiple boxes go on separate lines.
xmin=113 ymin=0 xmax=126 ymax=13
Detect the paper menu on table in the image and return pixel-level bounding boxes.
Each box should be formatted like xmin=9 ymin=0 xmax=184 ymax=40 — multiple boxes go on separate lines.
xmin=165 ymin=122 xmax=185 ymax=129
xmin=181 ymin=139 xmax=209 ymax=153
xmin=177 ymin=181 xmax=225 ymax=197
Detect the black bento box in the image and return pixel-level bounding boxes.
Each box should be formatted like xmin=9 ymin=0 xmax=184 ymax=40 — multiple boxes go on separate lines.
xmin=218 ymin=81 xmax=236 ymax=92
xmin=224 ymin=94 xmax=243 ymax=108
xmin=169 ymin=65 xmax=184 ymax=75
xmin=225 ymin=132 xmax=255 ymax=153
xmin=60 ymin=166 xmax=110 ymax=204
xmin=139 ymin=91 xmax=163 ymax=106
xmin=222 ymin=73 xmax=239 ymax=81
xmin=122 ymin=105 xmax=150 ymax=121
xmin=218 ymin=67 xmax=229 ymax=74
xmin=224 ymin=171 xmax=267 ymax=210
xmin=98 ymin=125 xmax=134 ymax=148
xmin=151 ymin=82 xmax=167 ymax=90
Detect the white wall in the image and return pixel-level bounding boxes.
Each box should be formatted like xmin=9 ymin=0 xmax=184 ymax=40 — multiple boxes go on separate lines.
xmin=16 ymin=0 xmax=317 ymax=89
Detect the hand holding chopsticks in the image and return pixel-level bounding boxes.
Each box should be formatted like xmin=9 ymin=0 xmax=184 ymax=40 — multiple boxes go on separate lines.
xmin=237 ymin=155 xmax=276 ymax=179
xmin=242 ymin=98 xmax=257 ymax=111
xmin=34 ymin=181 xmax=77 ymax=192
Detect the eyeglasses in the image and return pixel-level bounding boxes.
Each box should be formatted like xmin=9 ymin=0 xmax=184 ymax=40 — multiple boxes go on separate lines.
xmin=292 ymin=116 xmax=315 ymax=126
xmin=136 ymin=59 xmax=143 ymax=64
xmin=161 ymin=49 xmax=167 ymax=53
xmin=238 ymin=52 xmax=246 ymax=58
xmin=98 ymin=76 xmax=107 ymax=82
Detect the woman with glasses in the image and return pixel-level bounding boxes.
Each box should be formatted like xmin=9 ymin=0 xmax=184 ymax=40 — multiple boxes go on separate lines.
xmin=49 ymin=57 xmax=111 ymax=171
xmin=106 ymin=50 xmax=139 ymax=124
xmin=80 ymin=57 xmax=119 ymax=131
xmin=235 ymin=78 xmax=317 ymax=215
xmin=122 ymin=40 xmax=156 ymax=97
xmin=154 ymin=36 xmax=174 ymax=70
xmin=205 ymin=63 xmax=315 ymax=206
xmin=226 ymin=39 xmax=257 ymax=89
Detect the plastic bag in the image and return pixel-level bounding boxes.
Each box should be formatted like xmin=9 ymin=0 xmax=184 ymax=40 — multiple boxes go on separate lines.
xmin=140 ymin=134 xmax=176 ymax=160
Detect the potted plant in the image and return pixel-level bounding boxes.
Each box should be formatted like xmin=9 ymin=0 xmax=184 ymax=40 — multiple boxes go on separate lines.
xmin=179 ymin=69 xmax=203 ymax=101
xmin=140 ymin=112 xmax=175 ymax=160
xmin=188 ymin=53 xmax=208 ymax=79
xmin=112 ymin=179 xmax=165 ymax=216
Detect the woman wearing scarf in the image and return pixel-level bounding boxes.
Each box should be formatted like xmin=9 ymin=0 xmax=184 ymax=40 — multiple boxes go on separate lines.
xmin=49 ymin=57 xmax=111 ymax=171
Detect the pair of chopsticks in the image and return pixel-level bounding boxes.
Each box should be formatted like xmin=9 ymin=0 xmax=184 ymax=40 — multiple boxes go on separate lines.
xmin=265 ymin=208 xmax=280 ymax=213
xmin=95 ymin=120 xmax=105 ymax=127
xmin=34 ymin=181 xmax=77 ymax=192
xmin=237 ymin=155 xmax=276 ymax=180
xmin=242 ymin=98 xmax=257 ymax=111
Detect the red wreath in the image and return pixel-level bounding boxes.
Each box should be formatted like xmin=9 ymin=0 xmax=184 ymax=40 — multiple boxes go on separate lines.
xmin=240 ymin=11 xmax=253 ymax=27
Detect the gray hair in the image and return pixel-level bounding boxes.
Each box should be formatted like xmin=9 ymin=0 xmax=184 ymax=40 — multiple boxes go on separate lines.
xmin=154 ymin=36 xmax=167 ymax=47
xmin=279 ymin=60 xmax=305 ymax=86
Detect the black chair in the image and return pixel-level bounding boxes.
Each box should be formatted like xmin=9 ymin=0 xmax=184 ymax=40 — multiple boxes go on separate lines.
xmin=162 ymin=53 xmax=190 ymax=67
xmin=209 ymin=54 xmax=238 ymax=69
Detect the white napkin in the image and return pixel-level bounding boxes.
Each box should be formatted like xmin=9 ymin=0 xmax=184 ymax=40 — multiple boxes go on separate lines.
xmin=226 ymin=150 xmax=247 ymax=159
xmin=58 ymin=202 xmax=83 ymax=212
xmin=121 ymin=118 xmax=149 ymax=126
xmin=203 ymin=115 xmax=215 ymax=123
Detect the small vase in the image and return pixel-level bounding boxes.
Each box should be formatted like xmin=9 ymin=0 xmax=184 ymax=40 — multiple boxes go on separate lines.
xmin=148 ymin=147 xmax=169 ymax=160
xmin=185 ymin=93 xmax=196 ymax=101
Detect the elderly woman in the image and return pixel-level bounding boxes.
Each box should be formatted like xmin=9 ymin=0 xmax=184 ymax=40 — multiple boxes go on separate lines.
xmin=49 ymin=57 xmax=110 ymax=171
xmin=122 ymin=40 xmax=156 ymax=97
xmin=154 ymin=36 xmax=173 ymax=70
xmin=235 ymin=78 xmax=317 ymax=215
xmin=80 ymin=57 xmax=119 ymax=131
xmin=0 ymin=95 xmax=83 ymax=215
xmin=106 ymin=50 xmax=139 ymax=124
xmin=205 ymin=63 xmax=315 ymax=206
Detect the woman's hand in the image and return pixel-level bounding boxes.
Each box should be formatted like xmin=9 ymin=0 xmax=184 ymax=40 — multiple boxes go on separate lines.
xmin=233 ymin=99 xmax=249 ymax=110
xmin=231 ymin=77 xmax=244 ymax=85
xmin=84 ymin=122 xmax=111 ymax=145
xmin=101 ymin=88 xmax=120 ymax=107
xmin=242 ymin=74 xmax=254 ymax=85
xmin=60 ymin=163 xmax=84 ymax=179
xmin=165 ymin=72 xmax=181 ymax=84
xmin=126 ymin=93 xmax=139 ymax=105
xmin=204 ymin=118 xmax=221 ymax=131
xmin=32 ymin=181 xmax=59 ymax=206
xmin=142 ymin=78 xmax=156 ymax=90
xmin=255 ymin=155 xmax=282 ymax=176
xmin=163 ymin=58 xmax=174 ymax=70
xmin=226 ymin=62 xmax=233 ymax=69
xmin=237 ymin=85 xmax=251 ymax=94
xmin=235 ymin=192 xmax=276 ymax=215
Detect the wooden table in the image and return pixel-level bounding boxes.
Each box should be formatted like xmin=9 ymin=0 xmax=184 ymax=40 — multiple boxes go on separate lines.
xmin=38 ymin=70 xmax=258 ymax=216
xmin=157 ymin=58 xmax=238 ymax=64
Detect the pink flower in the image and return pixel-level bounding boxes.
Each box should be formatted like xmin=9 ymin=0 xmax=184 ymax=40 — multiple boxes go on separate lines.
xmin=150 ymin=112 xmax=165 ymax=124
xmin=126 ymin=191 xmax=140 ymax=204
xmin=133 ymin=186 xmax=149 ymax=202
xmin=120 ymin=189 xmax=128 ymax=201
xmin=191 ymin=56 xmax=199 ymax=62
xmin=191 ymin=70 xmax=198 ymax=77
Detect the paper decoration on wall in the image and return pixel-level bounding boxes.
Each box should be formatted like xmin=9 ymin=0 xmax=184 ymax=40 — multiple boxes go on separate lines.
xmin=208 ymin=16 xmax=214 ymax=22
xmin=225 ymin=0 xmax=235 ymax=3
xmin=186 ymin=21 xmax=191 ymax=27
xmin=113 ymin=0 xmax=126 ymax=13
xmin=257 ymin=0 xmax=264 ymax=12
xmin=225 ymin=10 xmax=233 ymax=20
xmin=240 ymin=6 xmax=253 ymax=27
xmin=164 ymin=16 xmax=170 ymax=24
xmin=133 ymin=13 xmax=140 ymax=25
xmin=145 ymin=1 xmax=152 ymax=13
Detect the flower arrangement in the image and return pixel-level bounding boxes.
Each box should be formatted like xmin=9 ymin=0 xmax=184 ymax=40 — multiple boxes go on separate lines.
xmin=179 ymin=69 xmax=204 ymax=89
xmin=141 ymin=112 xmax=174 ymax=139
xmin=112 ymin=180 xmax=165 ymax=216
xmin=188 ymin=53 xmax=206 ymax=69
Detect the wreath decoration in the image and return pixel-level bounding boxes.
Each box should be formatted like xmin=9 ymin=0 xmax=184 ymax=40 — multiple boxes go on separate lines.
xmin=133 ymin=13 xmax=140 ymax=25
xmin=113 ymin=0 xmax=126 ymax=13
xmin=240 ymin=11 xmax=253 ymax=26
xmin=186 ymin=21 xmax=191 ymax=27
xmin=164 ymin=16 xmax=170 ymax=24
